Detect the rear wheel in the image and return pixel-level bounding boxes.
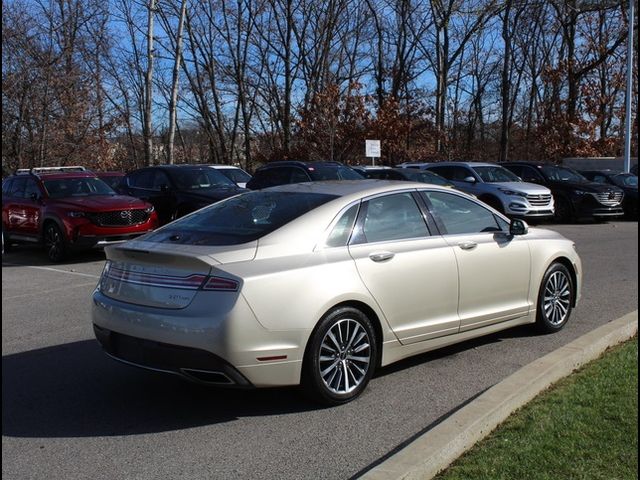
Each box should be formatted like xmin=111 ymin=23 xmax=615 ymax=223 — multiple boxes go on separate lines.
xmin=536 ymin=263 xmax=574 ymax=333
xmin=44 ymin=223 xmax=67 ymax=262
xmin=302 ymin=307 xmax=377 ymax=405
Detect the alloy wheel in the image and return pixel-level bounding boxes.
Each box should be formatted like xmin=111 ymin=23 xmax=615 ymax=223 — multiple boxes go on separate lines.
xmin=318 ymin=318 xmax=371 ymax=394
xmin=542 ymin=270 xmax=572 ymax=326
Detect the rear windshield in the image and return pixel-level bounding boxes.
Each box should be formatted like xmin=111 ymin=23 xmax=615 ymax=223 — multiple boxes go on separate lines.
xmin=144 ymin=191 xmax=338 ymax=245
xmin=308 ymin=165 xmax=364 ymax=181
xmin=43 ymin=177 xmax=115 ymax=198
xmin=218 ymin=168 xmax=251 ymax=184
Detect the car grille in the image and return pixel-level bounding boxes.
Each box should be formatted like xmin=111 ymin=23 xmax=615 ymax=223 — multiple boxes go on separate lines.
xmin=594 ymin=192 xmax=623 ymax=206
xmin=526 ymin=194 xmax=552 ymax=206
xmin=88 ymin=209 xmax=150 ymax=226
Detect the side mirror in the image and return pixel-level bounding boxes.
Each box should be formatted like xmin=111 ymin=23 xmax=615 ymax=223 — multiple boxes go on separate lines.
xmin=160 ymin=184 xmax=171 ymax=194
xmin=510 ymin=218 xmax=529 ymax=236
xmin=463 ymin=176 xmax=477 ymax=183
xmin=30 ymin=192 xmax=40 ymax=201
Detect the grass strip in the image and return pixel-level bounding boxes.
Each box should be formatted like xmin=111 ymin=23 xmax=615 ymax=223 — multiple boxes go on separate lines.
xmin=435 ymin=336 xmax=638 ymax=480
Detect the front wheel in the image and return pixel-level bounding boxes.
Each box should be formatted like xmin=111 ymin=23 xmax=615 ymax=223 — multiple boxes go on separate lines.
xmin=302 ymin=307 xmax=377 ymax=405
xmin=536 ymin=263 xmax=574 ymax=333
xmin=44 ymin=223 xmax=67 ymax=262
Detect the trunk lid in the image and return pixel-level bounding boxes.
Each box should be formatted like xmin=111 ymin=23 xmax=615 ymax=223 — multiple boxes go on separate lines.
xmin=99 ymin=240 xmax=256 ymax=309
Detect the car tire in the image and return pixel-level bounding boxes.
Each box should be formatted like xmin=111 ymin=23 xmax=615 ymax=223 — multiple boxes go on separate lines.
xmin=44 ymin=223 xmax=67 ymax=262
xmin=535 ymin=262 xmax=574 ymax=333
xmin=554 ymin=196 xmax=573 ymax=223
xmin=2 ymin=227 xmax=12 ymax=254
xmin=302 ymin=307 xmax=377 ymax=405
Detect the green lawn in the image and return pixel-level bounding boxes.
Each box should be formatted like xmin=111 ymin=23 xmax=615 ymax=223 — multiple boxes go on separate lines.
xmin=435 ymin=336 xmax=638 ymax=480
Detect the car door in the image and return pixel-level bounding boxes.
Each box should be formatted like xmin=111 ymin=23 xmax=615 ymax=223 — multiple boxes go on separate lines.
xmin=4 ymin=177 xmax=42 ymax=238
xmin=348 ymin=191 xmax=460 ymax=344
xmin=421 ymin=190 xmax=531 ymax=331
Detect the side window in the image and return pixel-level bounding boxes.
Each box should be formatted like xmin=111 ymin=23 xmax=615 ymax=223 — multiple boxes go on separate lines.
xmin=2 ymin=179 xmax=13 ymax=195
xmin=451 ymin=167 xmax=474 ymax=181
xmin=259 ymin=168 xmax=291 ymax=187
xmin=354 ymin=193 xmax=429 ymax=244
xmin=24 ymin=179 xmax=41 ymax=199
xmin=506 ymin=165 xmax=523 ymax=176
xmin=325 ymin=204 xmax=359 ymax=248
xmin=290 ymin=168 xmax=310 ymax=183
xmin=422 ymin=191 xmax=502 ymax=235
xmin=152 ymin=170 xmax=171 ymax=190
xmin=522 ymin=167 xmax=544 ymax=183
xmin=130 ymin=170 xmax=154 ymax=189
xmin=9 ymin=177 xmax=27 ymax=198
xmin=592 ymin=174 xmax=608 ymax=184
xmin=428 ymin=166 xmax=453 ymax=180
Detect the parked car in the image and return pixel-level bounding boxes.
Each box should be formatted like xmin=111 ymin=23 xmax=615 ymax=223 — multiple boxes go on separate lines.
xmin=246 ymin=161 xmax=364 ymax=190
xmin=397 ymin=162 xmax=432 ymax=170
xmin=2 ymin=166 xmax=158 ymax=261
xmin=96 ymin=171 xmax=126 ymax=193
xmin=204 ymin=164 xmax=252 ymax=188
xmin=502 ymin=162 xmax=625 ymax=222
xmin=93 ymin=180 xmax=581 ymax=405
xmin=121 ymin=165 xmax=246 ymax=225
xmin=356 ymin=166 xmax=455 ymax=188
xmin=421 ymin=162 xmax=555 ymax=220
xmin=579 ymin=170 xmax=638 ymax=219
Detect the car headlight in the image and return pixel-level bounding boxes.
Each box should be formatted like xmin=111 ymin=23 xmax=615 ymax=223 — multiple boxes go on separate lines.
xmin=67 ymin=211 xmax=86 ymax=218
xmin=144 ymin=205 xmax=155 ymax=213
xmin=571 ymin=190 xmax=587 ymax=196
xmin=498 ymin=188 xmax=527 ymax=197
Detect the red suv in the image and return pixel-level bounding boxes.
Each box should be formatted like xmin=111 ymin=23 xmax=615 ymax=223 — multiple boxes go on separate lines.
xmin=2 ymin=166 xmax=159 ymax=261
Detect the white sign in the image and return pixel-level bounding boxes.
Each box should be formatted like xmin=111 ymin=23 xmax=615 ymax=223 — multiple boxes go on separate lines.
xmin=365 ymin=139 xmax=381 ymax=158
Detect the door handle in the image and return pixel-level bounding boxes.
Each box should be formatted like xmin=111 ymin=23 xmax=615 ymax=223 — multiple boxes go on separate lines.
xmin=457 ymin=241 xmax=478 ymax=250
xmin=369 ymin=251 xmax=395 ymax=262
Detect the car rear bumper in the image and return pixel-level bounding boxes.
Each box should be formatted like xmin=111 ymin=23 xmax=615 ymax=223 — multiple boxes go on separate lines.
xmin=91 ymin=290 xmax=305 ymax=387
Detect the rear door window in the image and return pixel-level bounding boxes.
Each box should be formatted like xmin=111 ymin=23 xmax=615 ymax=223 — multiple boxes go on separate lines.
xmin=352 ymin=193 xmax=429 ymax=244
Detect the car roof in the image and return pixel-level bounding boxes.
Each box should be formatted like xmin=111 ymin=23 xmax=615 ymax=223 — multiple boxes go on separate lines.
xmin=262 ymin=179 xmax=456 ymax=202
xmin=12 ymin=171 xmax=98 ymax=180
xmin=428 ymin=162 xmax=499 ymax=168
xmin=97 ymin=171 xmax=125 ymax=176
xmin=502 ymin=161 xmax=547 ymax=167
xmin=203 ymin=164 xmax=245 ymax=170
xmin=256 ymin=161 xmax=346 ymax=170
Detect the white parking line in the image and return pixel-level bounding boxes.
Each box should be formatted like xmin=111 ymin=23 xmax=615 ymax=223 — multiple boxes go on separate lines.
xmin=3 ymin=281 xmax=98 ymax=300
xmin=2 ymin=263 xmax=101 ymax=279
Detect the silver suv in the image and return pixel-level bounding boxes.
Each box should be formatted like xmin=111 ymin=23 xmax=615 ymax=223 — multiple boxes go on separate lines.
xmin=422 ymin=162 xmax=554 ymax=219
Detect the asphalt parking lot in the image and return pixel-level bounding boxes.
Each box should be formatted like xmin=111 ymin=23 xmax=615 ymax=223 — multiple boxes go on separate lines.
xmin=2 ymin=221 xmax=638 ymax=480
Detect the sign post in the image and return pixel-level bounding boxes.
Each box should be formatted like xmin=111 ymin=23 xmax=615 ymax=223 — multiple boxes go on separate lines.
xmin=365 ymin=140 xmax=381 ymax=166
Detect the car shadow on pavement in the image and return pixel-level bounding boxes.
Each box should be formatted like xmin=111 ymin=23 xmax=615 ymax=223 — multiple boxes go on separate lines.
xmin=2 ymin=340 xmax=318 ymax=439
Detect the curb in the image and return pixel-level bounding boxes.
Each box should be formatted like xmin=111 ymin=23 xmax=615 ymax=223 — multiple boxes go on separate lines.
xmin=359 ymin=310 xmax=639 ymax=480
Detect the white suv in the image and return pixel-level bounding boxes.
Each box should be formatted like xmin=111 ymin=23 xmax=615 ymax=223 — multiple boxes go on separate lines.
xmin=423 ymin=162 xmax=555 ymax=219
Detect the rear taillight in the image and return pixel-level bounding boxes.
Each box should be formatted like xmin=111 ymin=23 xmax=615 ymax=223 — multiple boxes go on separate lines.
xmin=103 ymin=264 xmax=238 ymax=291
xmin=202 ymin=276 xmax=239 ymax=291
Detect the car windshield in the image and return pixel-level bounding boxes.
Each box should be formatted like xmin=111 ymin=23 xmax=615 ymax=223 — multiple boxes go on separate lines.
xmin=611 ymin=174 xmax=638 ymax=188
xmin=540 ymin=166 xmax=588 ymax=183
xmin=308 ymin=165 xmax=364 ymax=181
xmin=401 ymin=169 xmax=451 ymax=186
xmin=144 ymin=191 xmax=338 ymax=245
xmin=472 ymin=166 xmax=521 ymax=183
xmin=170 ymin=168 xmax=236 ymax=189
xmin=43 ymin=177 xmax=116 ymax=198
